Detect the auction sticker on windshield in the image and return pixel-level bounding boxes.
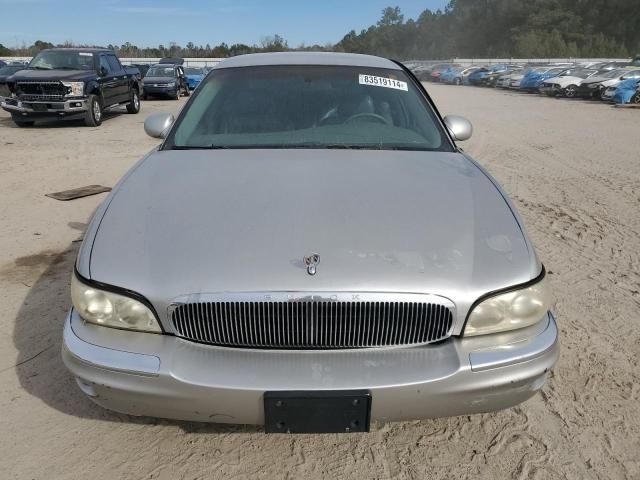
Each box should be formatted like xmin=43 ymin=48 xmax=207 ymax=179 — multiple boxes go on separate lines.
xmin=359 ymin=74 xmax=408 ymax=91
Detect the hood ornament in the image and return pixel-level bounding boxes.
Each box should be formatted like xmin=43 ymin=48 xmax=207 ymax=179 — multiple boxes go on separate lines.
xmin=303 ymin=253 xmax=320 ymax=276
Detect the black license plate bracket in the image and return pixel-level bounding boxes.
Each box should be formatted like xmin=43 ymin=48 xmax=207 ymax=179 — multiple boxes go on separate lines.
xmin=264 ymin=390 xmax=371 ymax=434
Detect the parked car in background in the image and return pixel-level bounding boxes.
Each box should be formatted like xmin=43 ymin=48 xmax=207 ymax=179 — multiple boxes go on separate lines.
xmin=577 ymin=68 xmax=640 ymax=99
xmin=62 ymin=52 xmax=558 ymax=431
xmin=440 ymin=66 xmax=480 ymax=85
xmin=142 ymin=63 xmax=189 ymax=100
xmin=1 ymin=48 xmax=141 ymax=127
xmin=0 ymin=59 xmax=6 ymax=68
xmin=129 ymin=63 xmax=151 ymax=78
xmin=606 ymin=77 xmax=640 ymax=104
xmin=0 ymin=64 xmax=28 ymax=103
xmin=482 ymin=65 xmax=522 ymax=87
xmin=519 ymin=66 xmax=570 ymax=92
xmin=496 ymin=68 xmax=524 ymax=88
xmin=430 ymin=64 xmax=457 ymax=82
xmin=467 ymin=67 xmax=490 ymax=86
xmin=539 ymin=68 xmax=598 ymax=97
xmin=184 ymin=66 xmax=207 ymax=90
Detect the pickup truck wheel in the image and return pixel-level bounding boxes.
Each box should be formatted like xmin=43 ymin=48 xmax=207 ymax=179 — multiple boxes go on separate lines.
xmin=126 ymin=89 xmax=140 ymax=114
xmin=12 ymin=116 xmax=34 ymax=128
xmin=84 ymin=95 xmax=102 ymax=127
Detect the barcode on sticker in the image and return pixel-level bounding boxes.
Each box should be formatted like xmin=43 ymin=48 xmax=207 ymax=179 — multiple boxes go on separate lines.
xmin=359 ymin=74 xmax=408 ymax=91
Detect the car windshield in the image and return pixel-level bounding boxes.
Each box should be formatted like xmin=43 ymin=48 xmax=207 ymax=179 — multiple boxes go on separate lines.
xmin=29 ymin=51 xmax=94 ymax=70
xmin=167 ymin=65 xmax=451 ymax=151
xmin=147 ymin=66 xmax=175 ymax=77
xmin=0 ymin=66 xmax=23 ymax=76
xmin=569 ymin=69 xmax=597 ymax=78
xmin=185 ymin=67 xmax=203 ymax=75
xmin=603 ymin=69 xmax=626 ymax=78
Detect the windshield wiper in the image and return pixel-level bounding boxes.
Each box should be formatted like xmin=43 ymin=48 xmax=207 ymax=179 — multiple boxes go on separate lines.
xmin=31 ymin=66 xmax=51 ymax=70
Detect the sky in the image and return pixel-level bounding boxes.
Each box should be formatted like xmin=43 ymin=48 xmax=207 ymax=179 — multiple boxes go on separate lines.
xmin=0 ymin=0 xmax=449 ymax=49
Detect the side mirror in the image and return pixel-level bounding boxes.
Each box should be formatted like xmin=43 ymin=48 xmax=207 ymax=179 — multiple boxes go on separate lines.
xmin=144 ymin=112 xmax=175 ymax=139
xmin=99 ymin=66 xmax=108 ymax=77
xmin=443 ymin=115 xmax=473 ymax=142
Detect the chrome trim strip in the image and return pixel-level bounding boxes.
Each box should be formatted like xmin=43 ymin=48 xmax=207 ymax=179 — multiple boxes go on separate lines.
xmin=64 ymin=310 xmax=160 ymax=377
xmin=469 ymin=312 xmax=558 ymax=372
xmin=169 ymin=291 xmax=455 ymax=312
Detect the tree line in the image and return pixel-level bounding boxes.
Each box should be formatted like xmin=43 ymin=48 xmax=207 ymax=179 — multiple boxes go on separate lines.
xmin=2 ymin=2 xmax=639 ymax=60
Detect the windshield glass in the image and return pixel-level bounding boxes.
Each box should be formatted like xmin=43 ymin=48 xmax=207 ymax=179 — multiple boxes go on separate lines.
xmin=147 ymin=66 xmax=175 ymax=77
xmin=167 ymin=65 xmax=451 ymax=151
xmin=569 ymin=69 xmax=597 ymax=78
xmin=185 ymin=67 xmax=203 ymax=75
xmin=603 ymin=69 xmax=626 ymax=78
xmin=0 ymin=66 xmax=24 ymax=76
xmin=29 ymin=51 xmax=94 ymax=70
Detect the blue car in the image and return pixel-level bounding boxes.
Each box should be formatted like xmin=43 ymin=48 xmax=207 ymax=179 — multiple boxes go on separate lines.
xmin=612 ymin=78 xmax=640 ymax=104
xmin=519 ymin=66 xmax=570 ymax=92
xmin=184 ymin=66 xmax=207 ymax=90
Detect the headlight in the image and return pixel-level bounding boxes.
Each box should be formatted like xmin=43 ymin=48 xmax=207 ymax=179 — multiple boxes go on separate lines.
xmin=168 ymin=82 xmax=176 ymax=87
xmin=62 ymin=81 xmax=84 ymax=97
xmin=71 ymin=273 xmax=162 ymax=333
xmin=464 ymin=275 xmax=550 ymax=337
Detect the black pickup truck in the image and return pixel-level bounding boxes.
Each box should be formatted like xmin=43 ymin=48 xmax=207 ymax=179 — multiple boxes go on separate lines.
xmin=1 ymin=48 xmax=141 ymax=127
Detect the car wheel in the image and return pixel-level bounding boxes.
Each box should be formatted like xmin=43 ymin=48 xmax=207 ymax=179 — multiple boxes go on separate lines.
xmin=173 ymin=88 xmax=180 ymax=100
xmin=84 ymin=94 xmax=102 ymax=127
xmin=12 ymin=116 xmax=34 ymax=128
xmin=126 ymin=88 xmax=141 ymax=114
xmin=632 ymin=92 xmax=640 ymax=104
xmin=564 ymin=85 xmax=577 ymax=98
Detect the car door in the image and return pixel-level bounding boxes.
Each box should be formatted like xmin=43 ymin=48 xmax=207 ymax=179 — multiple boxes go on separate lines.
xmin=98 ymin=54 xmax=118 ymax=106
xmin=107 ymin=55 xmax=128 ymax=102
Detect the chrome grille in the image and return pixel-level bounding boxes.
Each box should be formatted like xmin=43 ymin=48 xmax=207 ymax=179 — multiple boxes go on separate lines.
xmin=17 ymin=81 xmax=65 ymax=97
xmin=20 ymin=94 xmax=65 ymax=102
xmin=170 ymin=293 xmax=454 ymax=349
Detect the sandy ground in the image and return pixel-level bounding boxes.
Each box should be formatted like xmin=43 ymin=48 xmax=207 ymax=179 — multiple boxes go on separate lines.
xmin=0 ymin=85 xmax=639 ymax=480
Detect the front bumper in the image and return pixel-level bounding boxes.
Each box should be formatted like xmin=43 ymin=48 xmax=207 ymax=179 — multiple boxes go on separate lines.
xmin=539 ymin=85 xmax=562 ymax=96
xmin=62 ymin=309 xmax=559 ymax=425
xmin=143 ymin=85 xmax=177 ymax=95
xmin=1 ymin=97 xmax=88 ymax=117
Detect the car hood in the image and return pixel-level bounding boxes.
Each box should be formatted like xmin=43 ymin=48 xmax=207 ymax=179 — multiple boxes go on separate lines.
xmin=545 ymin=75 xmax=583 ymax=87
xmin=87 ymin=149 xmax=537 ymax=330
xmin=581 ymin=75 xmax=613 ymax=85
xmin=9 ymin=68 xmax=95 ymax=82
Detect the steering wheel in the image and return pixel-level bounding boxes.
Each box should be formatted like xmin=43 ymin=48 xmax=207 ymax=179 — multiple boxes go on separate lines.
xmin=345 ymin=112 xmax=391 ymax=125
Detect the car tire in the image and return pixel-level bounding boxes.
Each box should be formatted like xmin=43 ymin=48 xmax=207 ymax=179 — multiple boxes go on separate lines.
xmin=84 ymin=94 xmax=103 ymax=127
xmin=564 ymin=85 xmax=577 ymax=98
xmin=632 ymin=92 xmax=640 ymax=104
xmin=12 ymin=116 xmax=34 ymax=128
xmin=126 ymin=88 xmax=141 ymax=114
xmin=173 ymin=88 xmax=180 ymax=100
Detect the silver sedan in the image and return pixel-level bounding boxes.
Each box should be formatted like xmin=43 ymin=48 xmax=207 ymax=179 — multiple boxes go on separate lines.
xmin=62 ymin=52 xmax=558 ymax=433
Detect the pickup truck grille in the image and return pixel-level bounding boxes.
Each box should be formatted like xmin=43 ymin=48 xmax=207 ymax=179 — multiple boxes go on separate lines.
xmin=170 ymin=294 xmax=454 ymax=349
xmin=16 ymin=81 xmax=65 ymax=98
